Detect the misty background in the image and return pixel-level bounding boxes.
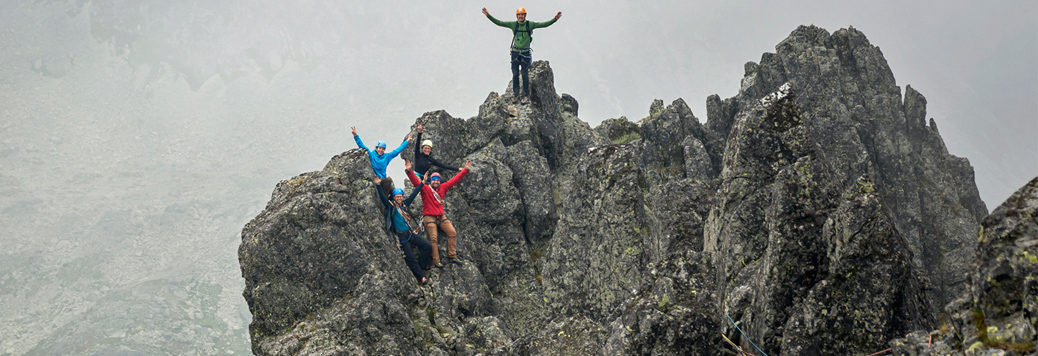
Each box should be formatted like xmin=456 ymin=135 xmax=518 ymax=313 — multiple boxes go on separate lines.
xmin=1 ymin=1 xmax=1035 ymax=354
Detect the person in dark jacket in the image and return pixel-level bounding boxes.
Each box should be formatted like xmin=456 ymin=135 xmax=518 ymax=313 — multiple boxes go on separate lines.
xmin=413 ymin=123 xmax=460 ymax=180
xmin=374 ymin=175 xmax=433 ymax=285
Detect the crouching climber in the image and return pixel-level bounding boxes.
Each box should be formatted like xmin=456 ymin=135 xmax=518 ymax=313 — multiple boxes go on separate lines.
xmin=353 ymin=126 xmax=413 ymax=196
xmin=406 ymin=159 xmax=471 ymax=267
xmin=374 ymin=176 xmax=433 ymax=285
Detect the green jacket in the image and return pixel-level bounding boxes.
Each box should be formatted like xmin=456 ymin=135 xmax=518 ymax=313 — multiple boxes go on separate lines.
xmin=486 ymin=15 xmax=557 ymax=51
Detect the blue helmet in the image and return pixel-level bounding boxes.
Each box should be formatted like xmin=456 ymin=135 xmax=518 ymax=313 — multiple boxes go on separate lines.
xmin=392 ymin=188 xmax=405 ymax=196
xmin=376 ymin=140 xmax=387 ymax=149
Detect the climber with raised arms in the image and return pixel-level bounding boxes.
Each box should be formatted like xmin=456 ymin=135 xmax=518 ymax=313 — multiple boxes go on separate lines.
xmin=352 ymin=126 xmax=412 ymax=196
xmin=406 ymin=158 xmax=471 ymax=267
xmin=374 ymin=171 xmax=433 ymax=285
xmin=482 ymin=6 xmax=562 ymax=105
xmin=412 ymin=123 xmax=460 ymax=180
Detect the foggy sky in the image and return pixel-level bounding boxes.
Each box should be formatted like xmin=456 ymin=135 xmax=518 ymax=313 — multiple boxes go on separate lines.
xmin=6 ymin=1 xmax=1032 ymax=206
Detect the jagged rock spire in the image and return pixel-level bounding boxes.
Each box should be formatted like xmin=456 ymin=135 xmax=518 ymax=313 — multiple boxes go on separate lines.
xmin=239 ymin=26 xmax=989 ymax=355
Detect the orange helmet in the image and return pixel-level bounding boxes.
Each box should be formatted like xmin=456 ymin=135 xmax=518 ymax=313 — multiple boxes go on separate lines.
xmin=516 ymin=7 xmax=527 ymax=15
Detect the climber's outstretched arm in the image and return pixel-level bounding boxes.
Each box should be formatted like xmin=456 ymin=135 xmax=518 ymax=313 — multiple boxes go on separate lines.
xmin=483 ymin=7 xmax=511 ymax=28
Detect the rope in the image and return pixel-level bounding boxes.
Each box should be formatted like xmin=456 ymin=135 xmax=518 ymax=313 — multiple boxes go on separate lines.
xmin=724 ymin=312 xmax=770 ymax=356
xmin=723 ymin=312 xmax=899 ymax=356
xmin=721 ymin=333 xmax=753 ymax=356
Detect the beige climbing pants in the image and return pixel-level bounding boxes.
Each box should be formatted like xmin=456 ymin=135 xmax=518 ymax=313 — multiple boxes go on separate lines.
xmin=423 ymin=214 xmax=457 ymax=264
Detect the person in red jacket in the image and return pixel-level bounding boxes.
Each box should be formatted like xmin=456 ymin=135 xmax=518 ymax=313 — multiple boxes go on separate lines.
xmin=406 ymin=159 xmax=471 ymax=267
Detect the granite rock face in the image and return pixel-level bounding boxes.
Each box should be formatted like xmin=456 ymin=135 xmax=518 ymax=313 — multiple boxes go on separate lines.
xmin=705 ymin=83 xmax=935 ymax=354
xmin=704 ymin=26 xmax=986 ymax=354
xmin=706 ymin=26 xmax=985 ymax=310
xmin=238 ymin=150 xmax=429 ymax=355
xmin=239 ymin=26 xmax=996 ymax=355
xmin=891 ymin=177 xmax=1037 ymax=355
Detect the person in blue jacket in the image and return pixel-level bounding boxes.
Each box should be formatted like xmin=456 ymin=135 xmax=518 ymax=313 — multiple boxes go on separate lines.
xmin=374 ymin=174 xmax=433 ymax=285
xmin=352 ymin=126 xmax=413 ymax=195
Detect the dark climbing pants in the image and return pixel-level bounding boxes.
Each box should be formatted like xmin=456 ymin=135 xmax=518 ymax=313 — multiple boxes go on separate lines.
xmin=396 ymin=230 xmax=432 ymax=281
xmin=511 ymin=51 xmax=532 ymax=97
xmin=380 ymin=177 xmax=395 ymax=198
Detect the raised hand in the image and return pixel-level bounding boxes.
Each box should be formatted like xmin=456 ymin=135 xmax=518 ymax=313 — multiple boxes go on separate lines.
xmin=407 ymin=133 xmax=414 ymax=143
xmin=404 ymin=159 xmax=412 ymax=171
xmin=464 ymin=160 xmax=472 ymax=170
xmin=351 ymin=126 xmax=357 ymax=136
xmin=417 ymin=123 xmax=423 ymax=133
xmin=555 ymin=12 xmax=561 ymax=21
xmin=482 ymin=7 xmax=489 ymax=16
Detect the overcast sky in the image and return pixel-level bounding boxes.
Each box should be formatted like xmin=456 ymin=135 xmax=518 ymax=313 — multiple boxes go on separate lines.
xmin=181 ymin=0 xmax=1035 ymax=207
xmin=0 ymin=1 xmax=1035 ymax=353
xmin=5 ymin=1 xmax=1033 ymax=206
xmin=469 ymin=1 xmax=1038 ymax=206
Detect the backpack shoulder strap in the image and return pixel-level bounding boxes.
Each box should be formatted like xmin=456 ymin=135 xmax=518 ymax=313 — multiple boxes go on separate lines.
xmin=513 ymin=21 xmax=532 ymax=35
xmin=511 ymin=21 xmax=532 ymax=50
xmin=511 ymin=22 xmax=519 ymax=48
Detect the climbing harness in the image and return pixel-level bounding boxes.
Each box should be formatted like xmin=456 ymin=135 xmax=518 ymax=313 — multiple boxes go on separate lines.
xmin=390 ymin=203 xmax=426 ymax=248
xmin=510 ymin=20 xmax=533 ymax=53
xmin=512 ymin=50 xmax=532 ymax=62
xmin=396 ymin=202 xmax=424 ymax=234
xmin=391 ymin=204 xmax=415 ymax=243
xmin=381 ymin=180 xmax=424 ymax=245
xmin=724 ymin=312 xmax=770 ymax=356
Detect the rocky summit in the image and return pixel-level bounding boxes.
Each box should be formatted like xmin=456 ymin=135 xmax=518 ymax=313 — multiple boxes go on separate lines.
xmin=238 ymin=26 xmax=1030 ymax=355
